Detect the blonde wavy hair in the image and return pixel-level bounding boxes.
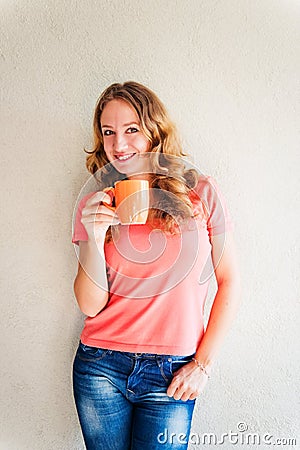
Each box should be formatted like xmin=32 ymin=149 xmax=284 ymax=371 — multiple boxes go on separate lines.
xmin=84 ymin=81 xmax=199 ymax=238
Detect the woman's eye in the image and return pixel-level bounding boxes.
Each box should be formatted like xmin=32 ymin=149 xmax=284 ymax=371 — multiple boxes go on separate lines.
xmin=103 ymin=130 xmax=114 ymax=136
xmin=127 ymin=127 xmax=139 ymax=134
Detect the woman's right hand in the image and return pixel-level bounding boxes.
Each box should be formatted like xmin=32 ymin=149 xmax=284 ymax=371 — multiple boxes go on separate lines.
xmin=80 ymin=191 xmax=119 ymax=243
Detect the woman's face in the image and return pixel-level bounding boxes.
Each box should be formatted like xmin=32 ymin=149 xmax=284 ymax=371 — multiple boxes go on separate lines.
xmin=100 ymin=99 xmax=151 ymax=175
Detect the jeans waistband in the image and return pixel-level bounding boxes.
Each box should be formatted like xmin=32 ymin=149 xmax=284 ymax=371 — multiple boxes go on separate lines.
xmin=116 ymin=350 xmax=195 ymax=361
xmin=79 ymin=341 xmax=194 ymax=360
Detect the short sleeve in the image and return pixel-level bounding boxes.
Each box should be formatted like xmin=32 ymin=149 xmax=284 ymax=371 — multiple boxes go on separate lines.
xmin=72 ymin=192 xmax=95 ymax=245
xmin=192 ymin=175 xmax=234 ymax=237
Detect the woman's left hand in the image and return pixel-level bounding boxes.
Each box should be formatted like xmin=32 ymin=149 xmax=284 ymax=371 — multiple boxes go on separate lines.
xmin=166 ymin=362 xmax=210 ymax=401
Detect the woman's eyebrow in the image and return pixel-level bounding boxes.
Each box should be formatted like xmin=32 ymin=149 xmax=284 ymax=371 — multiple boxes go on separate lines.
xmin=101 ymin=122 xmax=140 ymax=128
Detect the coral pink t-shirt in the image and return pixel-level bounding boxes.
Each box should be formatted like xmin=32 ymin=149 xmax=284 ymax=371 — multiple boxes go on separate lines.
xmin=72 ymin=175 xmax=234 ymax=356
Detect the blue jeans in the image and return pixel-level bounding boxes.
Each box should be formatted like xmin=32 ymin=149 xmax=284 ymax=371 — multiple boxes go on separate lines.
xmin=73 ymin=342 xmax=196 ymax=450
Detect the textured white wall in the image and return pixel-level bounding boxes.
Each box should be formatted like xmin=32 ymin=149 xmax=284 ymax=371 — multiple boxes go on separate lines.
xmin=1 ymin=1 xmax=299 ymax=449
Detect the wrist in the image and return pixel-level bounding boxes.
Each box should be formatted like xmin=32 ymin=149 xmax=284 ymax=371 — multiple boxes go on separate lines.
xmin=87 ymin=235 xmax=106 ymax=252
xmin=193 ymin=352 xmax=214 ymax=370
xmin=192 ymin=357 xmax=212 ymax=378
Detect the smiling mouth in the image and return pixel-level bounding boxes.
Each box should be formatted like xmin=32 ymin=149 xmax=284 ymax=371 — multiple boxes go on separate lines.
xmin=114 ymin=153 xmax=136 ymax=162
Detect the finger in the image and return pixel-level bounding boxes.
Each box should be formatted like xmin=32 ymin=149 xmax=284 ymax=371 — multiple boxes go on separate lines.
xmin=103 ymin=187 xmax=115 ymax=203
xmin=101 ymin=203 xmax=115 ymax=212
xmin=173 ymin=389 xmax=184 ymax=401
xmin=98 ymin=204 xmax=117 ymax=215
xmin=83 ymin=218 xmax=120 ymax=227
xmin=94 ymin=212 xmax=119 ymax=221
xmin=85 ymin=191 xmax=112 ymax=207
xmin=166 ymin=373 xmax=186 ymax=398
xmin=172 ymin=380 xmax=192 ymax=400
xmin=95 ymin=206 xmax=117 ymax=218
xmin=176 ymin=387 xmax=194 ymax=402
xmin=82 ymin=215 xmax=120 ymax=225
xmin=166 ymin=381 xmax=177 ymax=398
xmin=180 ymin=393 xmax=191 ymax=402
xmin=83 ymin=205 xmax=118 ymax=218
xmin=171 ymin=381 xmax=185 ymax=400
xmin=189 ymin=392 xmax=199 ymax=400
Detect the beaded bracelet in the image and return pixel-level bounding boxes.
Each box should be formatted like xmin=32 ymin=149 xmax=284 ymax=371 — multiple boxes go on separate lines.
xmin=192 ymin=358 xmax=211 ymax=378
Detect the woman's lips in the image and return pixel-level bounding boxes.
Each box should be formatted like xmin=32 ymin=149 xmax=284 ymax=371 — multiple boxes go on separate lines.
xmin=114 ymin=153 xmax=136 ymax=162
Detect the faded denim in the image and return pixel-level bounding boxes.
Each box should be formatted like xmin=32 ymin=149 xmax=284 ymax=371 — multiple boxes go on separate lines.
xmin=73 ymin=342 xmax=196 ymax=449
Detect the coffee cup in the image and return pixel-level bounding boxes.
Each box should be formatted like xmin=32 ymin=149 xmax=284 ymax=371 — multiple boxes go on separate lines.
xmin=103 ymin=179 xmax=149 ymax=225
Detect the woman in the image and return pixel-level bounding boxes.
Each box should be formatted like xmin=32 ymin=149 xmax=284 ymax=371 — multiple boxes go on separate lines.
xmin=72 ymin=81 xmax=241 ymax=450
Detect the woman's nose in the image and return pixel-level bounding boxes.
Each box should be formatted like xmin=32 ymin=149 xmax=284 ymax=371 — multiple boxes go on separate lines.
xmin=113 ymin=133 xmax=128 ymax=152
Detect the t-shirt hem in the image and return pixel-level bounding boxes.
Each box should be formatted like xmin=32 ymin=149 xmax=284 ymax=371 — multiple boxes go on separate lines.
xmin=80 ymin=335 xmax=197 ymax=356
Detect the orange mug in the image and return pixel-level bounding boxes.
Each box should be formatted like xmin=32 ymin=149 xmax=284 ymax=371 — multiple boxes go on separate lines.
xmin=103 ymin=179 xmax=149 ymax=225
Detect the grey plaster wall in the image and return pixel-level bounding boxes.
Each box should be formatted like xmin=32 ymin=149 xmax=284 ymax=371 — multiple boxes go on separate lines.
xmin=1 ymin=1 xmax=299 ymax=448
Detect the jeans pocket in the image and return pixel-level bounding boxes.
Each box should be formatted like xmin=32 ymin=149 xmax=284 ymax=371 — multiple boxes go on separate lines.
xmin=158 ymin=360 xmax=172 ymax=383
xmin=158 ymin=355 xmax=194 ymax=382
xmin=77 ymin=342 xmax=110 ymax=362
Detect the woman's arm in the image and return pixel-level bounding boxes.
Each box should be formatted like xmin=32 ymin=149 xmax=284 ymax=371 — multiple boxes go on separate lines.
xmin=167 ymin=231 xmax=241 ymax=401
xmin=73 ymin=191 xmax=119 ymax=317
xmin=193 ymin=231 xmax=241 ymax=369
xmin=74 ymin=238 xmax=109 ymax=317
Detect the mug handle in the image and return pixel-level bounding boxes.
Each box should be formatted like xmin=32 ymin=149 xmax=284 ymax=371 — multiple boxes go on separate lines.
xmin=102 ymin=187 xmax=115 ymax=211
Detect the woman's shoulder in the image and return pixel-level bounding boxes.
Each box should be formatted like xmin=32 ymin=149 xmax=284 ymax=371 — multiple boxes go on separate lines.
xmin=189 ymin=173 xmax=226 ymax=218
xmin=189 ymin=173 xmax=214 ymax=199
